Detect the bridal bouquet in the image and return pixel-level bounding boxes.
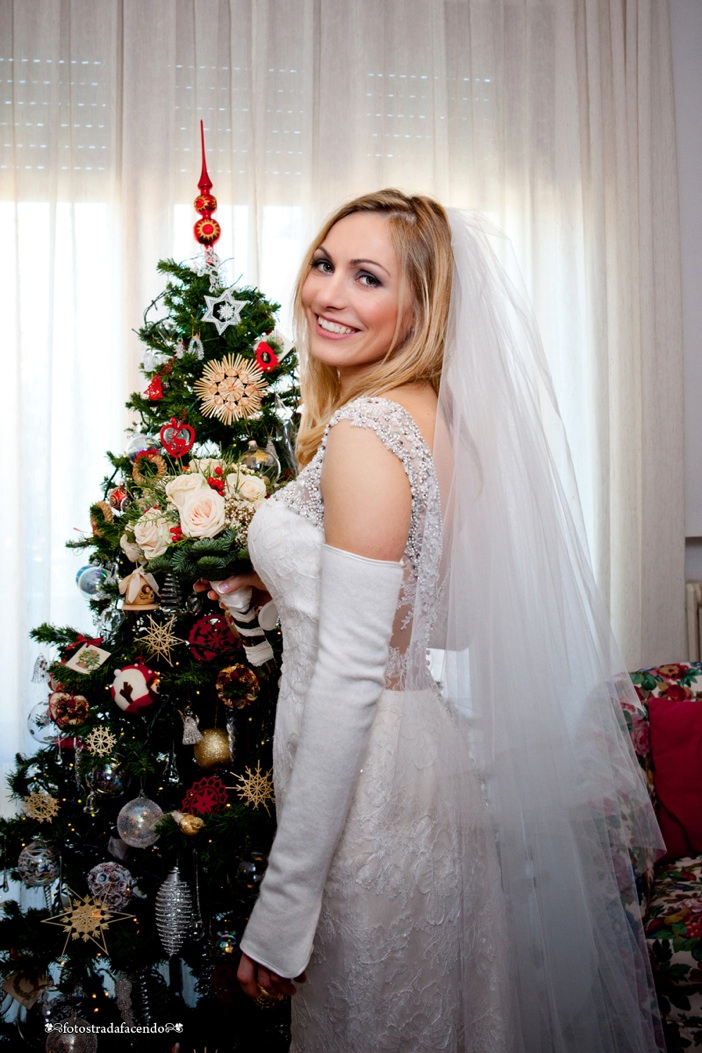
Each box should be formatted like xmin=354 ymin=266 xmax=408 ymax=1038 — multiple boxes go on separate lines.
xmin=117 ymin=453 xmax=278 ymax=586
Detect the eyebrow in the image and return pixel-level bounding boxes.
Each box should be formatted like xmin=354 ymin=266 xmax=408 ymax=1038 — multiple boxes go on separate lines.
xmin=315 ymin=245 xmax=391 ymax=278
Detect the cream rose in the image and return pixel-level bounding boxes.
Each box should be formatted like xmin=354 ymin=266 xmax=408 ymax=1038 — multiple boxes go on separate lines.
xmin=229 ymin=472 xmax=267 ymax=504
xmin=179 ymin=488 xmax=227 ymax=538
xmin=119 ymin=533 xmax=143 ymax=563
xmin=133 ymin=508 xmax=173 ymax=559
xmin=165 ymin=473 xmax=209 ymax=509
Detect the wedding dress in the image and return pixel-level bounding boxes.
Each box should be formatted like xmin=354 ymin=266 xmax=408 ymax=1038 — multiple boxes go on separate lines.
xmin=240 ymin=210 xmax=665 ymax=1052
xmin=244 ymin=395 xmax=509 ymax=1053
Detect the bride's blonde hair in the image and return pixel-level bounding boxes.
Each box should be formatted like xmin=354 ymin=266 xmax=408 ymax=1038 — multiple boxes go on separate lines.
xmin=294 ymin=188 xmax=453 ymax=466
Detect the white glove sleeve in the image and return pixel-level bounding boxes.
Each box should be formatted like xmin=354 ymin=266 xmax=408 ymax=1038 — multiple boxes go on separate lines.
xmin=239 ymin=543 xmax=403 ymax=978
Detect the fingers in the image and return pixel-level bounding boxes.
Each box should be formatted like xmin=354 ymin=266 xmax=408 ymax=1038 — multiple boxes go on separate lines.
xmin=237 ymin=953 xmax=299 ymax=999
xmin=236 ymin=953 xmax=259 ymax=998
xmin=262 ymin=968 xmax=297 ymax=998
xmin=214 ymin=571 xmax=267 ymax=594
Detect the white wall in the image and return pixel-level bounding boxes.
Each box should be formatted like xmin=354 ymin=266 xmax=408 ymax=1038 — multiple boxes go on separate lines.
xmin=671 ymin=0 xmax=702 ymax=579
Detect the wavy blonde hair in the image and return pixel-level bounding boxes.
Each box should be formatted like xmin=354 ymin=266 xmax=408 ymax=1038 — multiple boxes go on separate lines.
xmin=294 ymin=188 xmax=453 ymax=466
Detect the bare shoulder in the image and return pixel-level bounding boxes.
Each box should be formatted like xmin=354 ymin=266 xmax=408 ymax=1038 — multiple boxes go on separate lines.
xmin=321 ymin=416 xmax=411 ymax=561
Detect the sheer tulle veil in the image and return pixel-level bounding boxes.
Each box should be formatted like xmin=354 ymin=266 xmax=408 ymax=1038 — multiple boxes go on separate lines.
xmin=403 ymin=210 xmax=665 ymax=1051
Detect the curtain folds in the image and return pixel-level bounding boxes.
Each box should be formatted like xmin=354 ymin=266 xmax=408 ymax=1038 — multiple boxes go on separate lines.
xmin=0 ymin=0 xmax=684 ymax=803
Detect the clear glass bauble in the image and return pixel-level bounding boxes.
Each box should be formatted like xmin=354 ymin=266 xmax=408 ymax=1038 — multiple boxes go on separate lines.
xmin=27 ymin=701 xmax=57 ymax=744
xmin=45 ymin=1014 xmax=98 ymax=1053
xmin=75 ymin=565 xmax=106 ymax=597
xmin=233 ymin=848 xmax=268 ymax=901
xmin=116 ymin=793 xmax=163 ymax=848
xmin=17 ymin=838 xmax=59 ymax=887
xmin=85 ymin=758 xmax=125 ymax=798
xmin=125 ymin=433 xmax=158 ymax=463
xmin=239 ymin=439 xmax=280 ymax=479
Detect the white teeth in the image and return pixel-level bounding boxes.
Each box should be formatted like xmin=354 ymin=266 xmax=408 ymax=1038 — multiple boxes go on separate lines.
xmin=318 ymin=316 xmax=355 ymax=335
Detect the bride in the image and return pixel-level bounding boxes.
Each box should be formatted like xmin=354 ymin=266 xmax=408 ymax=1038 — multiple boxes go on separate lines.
xmin=212 ymin=189 xmax=664 ymax=1052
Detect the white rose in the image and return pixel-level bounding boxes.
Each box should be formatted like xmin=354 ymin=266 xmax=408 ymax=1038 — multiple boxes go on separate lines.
xmin=179 ymin=489 xmax=227 ymax=538
xmin=133 ymin=509 xmax=173 ymax=558
xmin=165 ymin=473 xmax=209 ymax=509
xmin=120 ymin=533 xmax=143 ymax=563
xmin=228 ymin=472 xmax=267 ymax=504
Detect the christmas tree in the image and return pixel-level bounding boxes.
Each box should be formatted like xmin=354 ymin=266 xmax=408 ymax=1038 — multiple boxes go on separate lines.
xmin=0 ymin=127 xmax=298 ymax=1052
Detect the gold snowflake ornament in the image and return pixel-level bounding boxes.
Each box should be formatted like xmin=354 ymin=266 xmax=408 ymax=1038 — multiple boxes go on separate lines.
xmin=84 ymin=726 xmax=118 ymax=757
xmin=42 ymin=889 xmax=134 ymax=955
xmin=233 ymin=760 xmax=275 ymax=816
xmin=194 ymin=354 xmax=268 ymax=425
xmin=23 ymin=791 xmax=59 ymax=824
xmin=139 ymin=613 xmax=185 ymax=666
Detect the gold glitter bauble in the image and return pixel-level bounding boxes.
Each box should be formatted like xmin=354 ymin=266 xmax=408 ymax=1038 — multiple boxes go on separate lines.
xmin=179 ymin=814 xmax=205 ymax=836
xmin=193 ymin=728 xmax=231 ymax=769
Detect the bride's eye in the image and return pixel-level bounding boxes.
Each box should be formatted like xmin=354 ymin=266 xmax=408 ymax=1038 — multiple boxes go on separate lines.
xmin=358 ymin=271 xmax=381 ymax=288
xmin=312 ymin=257 xmax=333 ymax=274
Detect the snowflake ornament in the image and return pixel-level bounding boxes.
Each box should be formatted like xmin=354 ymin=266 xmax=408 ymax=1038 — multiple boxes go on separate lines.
xmin=233 ymin=761 xmax=275 ymax=816
xmin=193 ymin=354 xmax=268 ymax=425
xmin=23 ymin=791 xmax=60 ymax=823
xmin=202 ymin=288 xmax=248 ymax=336
xmin=41 ymin=888 xmax=134 ymax=955
xmin=139 ymin=614 xmax=185 ymax=666
xmin=84 ymin=726 xmax=118 ymax=757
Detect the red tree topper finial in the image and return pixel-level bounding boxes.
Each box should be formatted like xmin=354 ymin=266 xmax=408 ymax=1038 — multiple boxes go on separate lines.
xmin=194 ymin=120 xmax=221 ymax=247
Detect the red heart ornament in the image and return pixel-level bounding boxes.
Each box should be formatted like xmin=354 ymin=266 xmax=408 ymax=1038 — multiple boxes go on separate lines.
xmin=160 ymin=417 xmax=196 ymax=457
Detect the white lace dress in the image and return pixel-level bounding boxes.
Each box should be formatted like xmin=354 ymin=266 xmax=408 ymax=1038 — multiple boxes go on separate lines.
xmin=245 ymin=397 xmax=508 ymax=1053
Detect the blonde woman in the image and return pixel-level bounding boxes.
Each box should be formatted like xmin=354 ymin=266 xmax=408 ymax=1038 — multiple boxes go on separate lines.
xmin=215 ymin=190 xmax=663 ymax=1052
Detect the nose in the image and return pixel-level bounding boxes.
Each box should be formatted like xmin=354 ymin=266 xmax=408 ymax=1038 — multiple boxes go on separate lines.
xmin=318 ymin=268 xmax=347 ymax=310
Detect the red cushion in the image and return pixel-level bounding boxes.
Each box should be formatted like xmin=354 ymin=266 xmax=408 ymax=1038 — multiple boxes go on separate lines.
xmin=648 ymin=697 xmax=702 ymax=860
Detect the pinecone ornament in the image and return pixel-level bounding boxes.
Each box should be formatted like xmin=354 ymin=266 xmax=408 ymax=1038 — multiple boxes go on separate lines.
xmin=155 ymin=865 xmax=194 ymax=957
xmin=159 ymin=573 xmax=184 ymax=613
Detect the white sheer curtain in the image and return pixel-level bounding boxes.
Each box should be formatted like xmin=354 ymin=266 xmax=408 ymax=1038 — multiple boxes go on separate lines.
xmin=1 ymin=0 xmax=684 ymax=803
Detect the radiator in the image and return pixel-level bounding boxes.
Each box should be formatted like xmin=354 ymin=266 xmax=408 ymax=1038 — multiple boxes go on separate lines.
xmin=686 ymin=581 xmax=702 ymax=662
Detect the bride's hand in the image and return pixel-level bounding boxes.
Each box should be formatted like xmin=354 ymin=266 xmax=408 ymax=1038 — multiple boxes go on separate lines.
xmin=194 ymin=572 xmax=271 ymax=606
xmin=237 ymin=951 xmax=306 ymax=999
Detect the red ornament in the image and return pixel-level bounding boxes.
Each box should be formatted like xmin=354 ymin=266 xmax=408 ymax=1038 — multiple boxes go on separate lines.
xmin=255 ymin=342 xmax=279 ymax=372
xmin=145 ymin=375 xmax=164 ymax=400
xmin=188 ymin=614 xmax=239 ymax=662
xmin=108 ymin=485 xmax=128 ymax=510
xmin=110 ymin=659 xmax=160 ymax=714
xmin=193 ymin=121 xmax=221 ymax=248
xmin=194 ymin=193 xmax=217 ymax=213
xmin=48 ymin=691 xmax=90 ymax=729
xmin=194 ymin=217 xmax=222 ymax=246
xmin=159 ymin=417 xmax=195 ymax=458
xmin=181 ymin=775 xmax=229 ymax=816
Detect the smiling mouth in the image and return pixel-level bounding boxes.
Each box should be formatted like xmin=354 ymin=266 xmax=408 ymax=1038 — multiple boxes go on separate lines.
xmin=317 ymin=316 xmax=357 ymax=336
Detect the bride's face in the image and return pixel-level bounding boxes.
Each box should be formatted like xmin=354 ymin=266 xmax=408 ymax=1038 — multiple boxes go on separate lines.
xmin=301 ymin=212 xmax=409 ymax=389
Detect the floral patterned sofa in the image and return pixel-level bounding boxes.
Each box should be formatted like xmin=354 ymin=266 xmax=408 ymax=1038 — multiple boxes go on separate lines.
xmin=625 ymin=662 xmax=702 ymax=1051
